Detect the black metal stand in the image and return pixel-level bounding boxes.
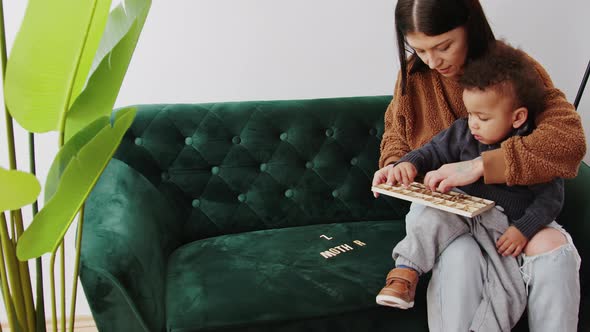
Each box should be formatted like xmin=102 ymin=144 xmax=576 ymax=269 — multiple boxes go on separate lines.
xmin=574 ymin=58 xmax=590 ymax=110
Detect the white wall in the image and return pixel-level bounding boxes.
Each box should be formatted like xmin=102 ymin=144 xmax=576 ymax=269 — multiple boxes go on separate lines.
xmin=1 ymin=0 xmax=589 ymax=323
xmin=482 ymin=1 xmax=590 ymax=123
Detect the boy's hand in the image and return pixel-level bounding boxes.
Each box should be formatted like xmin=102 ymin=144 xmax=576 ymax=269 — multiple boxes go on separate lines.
xmin=372 ymin=162 xmax=417 ymax=198
xmin=496 ymin=226 xmax=528 ymax=257
xmin=387 ymin=162 xmax=417 ymax=187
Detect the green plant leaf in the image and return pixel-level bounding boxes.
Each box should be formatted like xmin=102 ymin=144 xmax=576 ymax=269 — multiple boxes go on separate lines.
xmin=4 ymin=0 xmax=112 ymax=133
xmin=0 ymin=168 xmax=40 ymax=212
xmin=45 ymin=117 xmax=110 ymax=203
xmin=16 ymin=107 xmax=136 ymax=260
xmin=65 ymin=0 xmax=151 ymax=142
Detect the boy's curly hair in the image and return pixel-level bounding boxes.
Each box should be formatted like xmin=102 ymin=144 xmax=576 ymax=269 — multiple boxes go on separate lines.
xmin=459 ymin=41 xmax=545 ymax=123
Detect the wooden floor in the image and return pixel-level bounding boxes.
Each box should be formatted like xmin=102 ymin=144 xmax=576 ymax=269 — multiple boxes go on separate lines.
xmin=1 ymin=316 xmax=97 ymax=331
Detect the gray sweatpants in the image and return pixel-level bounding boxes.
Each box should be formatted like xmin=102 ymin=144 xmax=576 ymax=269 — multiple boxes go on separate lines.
xmin=392 ymin=204 xmax=527 ymax=332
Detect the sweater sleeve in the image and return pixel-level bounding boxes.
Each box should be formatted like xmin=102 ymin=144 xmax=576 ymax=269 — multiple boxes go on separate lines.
xmin=379 ymin=71 xmax=412 ymax=168
xmin=481 ymin=57 xmax=586 ymax=185
xmin=397 ymin=120 xmax=466 ymax=173
xmin=512 ymin=179 xmax=564 ymax=239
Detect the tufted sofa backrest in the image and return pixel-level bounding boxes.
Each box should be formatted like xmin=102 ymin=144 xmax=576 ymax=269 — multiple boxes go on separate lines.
xmin=112 ymin=96 xmax=410 ymax=243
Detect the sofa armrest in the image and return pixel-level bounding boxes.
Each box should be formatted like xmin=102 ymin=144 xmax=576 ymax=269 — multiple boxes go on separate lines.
xmin=80 ymin=159 xmax=182 ymax=332
xmin=557 ymin=161 xmax=590 ymax=319
xmin=558 ymin=162 xmax=590 ymax=246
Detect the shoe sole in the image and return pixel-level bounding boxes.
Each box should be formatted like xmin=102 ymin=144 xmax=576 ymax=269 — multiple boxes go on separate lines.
xmin=375 ymin=294 xmax=414 ymax=309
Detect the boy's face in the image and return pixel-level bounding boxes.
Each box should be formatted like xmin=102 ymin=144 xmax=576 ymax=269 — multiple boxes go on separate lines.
xmin=462 ymin=87 xmax=527 ymax=145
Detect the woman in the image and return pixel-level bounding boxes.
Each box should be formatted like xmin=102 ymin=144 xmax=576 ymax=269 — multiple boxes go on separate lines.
xmin=372 ymin=0 xmax=584 ymax=331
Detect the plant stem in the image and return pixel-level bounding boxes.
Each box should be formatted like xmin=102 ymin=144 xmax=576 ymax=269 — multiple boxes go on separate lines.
xmin=60 ymin=243 xmax=65 ymax=332
xmin=58 ymin=0 xmax=100 ymax=142
xmin=0 ymin=0 xmax=5 ymax=75
xmin=36 ymin=257 xmax=46 ymax=332
xmin=9 ymin=214 xmax=14 ymax=245
xmin=1 ymin=1 xmax=36 ymax=330
xmin=0 ymin=212 xmax=25 ymax=330
xmin=0 ymin=212 xmax=17 ymax=332
xmin=50 ymin=250 xmax=57 ymax=332
xmin=68 ymin=207 xmax=85 ymax=332
xmin=13 ymin=209 xmax=36 ymax=332
xmin=0 ymin=0 xmax=19 ymax=271
xmin=30 ymin=133 xmax=46 ymax=332
xmin=56 ymin=3 xmax=101 ymax=330
xmin=0 ymin=0 xmax=16 ymax=172
xmin=29 ymin=134 xmax=39 ymax=218
xmin=9 ymin=207 xmax=36 ymax=331
xmin=56 ymin=3 xmax=101 ymax=329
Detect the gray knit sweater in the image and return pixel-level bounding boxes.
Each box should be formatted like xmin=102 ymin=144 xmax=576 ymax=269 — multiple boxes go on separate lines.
xmin=398 ymin=118 xmax=564 ymax=239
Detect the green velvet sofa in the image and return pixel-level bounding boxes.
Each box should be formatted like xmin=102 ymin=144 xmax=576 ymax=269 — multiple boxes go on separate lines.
xmin=80 ymin=96 xmax=590 ymax=331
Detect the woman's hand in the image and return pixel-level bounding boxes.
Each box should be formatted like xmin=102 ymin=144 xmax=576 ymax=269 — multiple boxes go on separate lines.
xmin=372 ymin=162 xmax=417 ymax=198
xmin=423 ymin=157 xmax=483 ymax=193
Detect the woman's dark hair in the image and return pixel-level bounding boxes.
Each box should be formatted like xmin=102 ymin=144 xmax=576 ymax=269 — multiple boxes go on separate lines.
xmin=459 ymin=41 xmax=545 ymax=129
xmin=395 ymin=0 xmax=495 ymax=94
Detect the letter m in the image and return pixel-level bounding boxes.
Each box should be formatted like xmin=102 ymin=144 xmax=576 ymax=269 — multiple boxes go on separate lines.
xmin=320 ymin=250 xmax=338 ymax=259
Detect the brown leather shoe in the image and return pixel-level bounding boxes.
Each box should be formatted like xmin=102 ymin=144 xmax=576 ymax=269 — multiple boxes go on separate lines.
xmin=375 ymin=267 xmax=419 ymax=309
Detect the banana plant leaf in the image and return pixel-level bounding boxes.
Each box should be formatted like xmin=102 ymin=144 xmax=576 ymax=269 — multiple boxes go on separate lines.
xmin=4 ymin=0 xmax=112 ymax=133
xmin=16 ymin=107 xmax=136 ymax=260
xmin=45 ymin=117 xmax=110 ymax=203
xmin=0 ymin=168 xmax=40 ymax=212
xmin=65 ymin=0 xmax=151 ymax=141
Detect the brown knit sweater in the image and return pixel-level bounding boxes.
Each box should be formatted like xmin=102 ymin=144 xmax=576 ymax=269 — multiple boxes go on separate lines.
xmin=379 ymin=53 xmax=586 ymax=185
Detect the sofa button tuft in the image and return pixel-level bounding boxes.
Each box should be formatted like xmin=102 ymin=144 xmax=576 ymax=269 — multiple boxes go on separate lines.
xmin=192 ymin=199 xmax=201 ymax=208
xmin=325 ymin=128 xmax=334 ymax=137
xmin=369 ymin=128 xmax=377 ymax=136
xmin=305 ymin=161 xmax=314 ymax=169
xmin=211 ymin=166 xmax=220 ymax=175
xmin=284 ymin=189 xmax=294 ymax=198
xmin=332 ymin=190 xmax=339 ymax=198
xmin=350 ymin=157 xmax=358 ymax=166
xmin=232 ymin=136 xmax=241 ymax=144
xmin=185 ymin=137 xmax=193 ymax=145
xmin=280 ymin=132 xmax=288 ymax=141
xmin=260 ymin=163 xmax=268 ymax=172
xmin=134 ymin=137 xmax=143 ymax=146
xmin=238 ymin=194 xmax=246 ymax=202
xmin=161 ymin=172 xmax=170 ymax=181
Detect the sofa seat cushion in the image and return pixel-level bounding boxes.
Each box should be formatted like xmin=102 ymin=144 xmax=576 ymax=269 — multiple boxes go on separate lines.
xmin=166 ymin=219 xmax=414 ymax=331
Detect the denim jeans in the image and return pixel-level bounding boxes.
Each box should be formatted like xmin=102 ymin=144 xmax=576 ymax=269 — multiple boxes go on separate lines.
xmin=419 ymin=202 xmax=581 ymax=332
xmin=520 ymin=222 xmax=581 ymax=332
